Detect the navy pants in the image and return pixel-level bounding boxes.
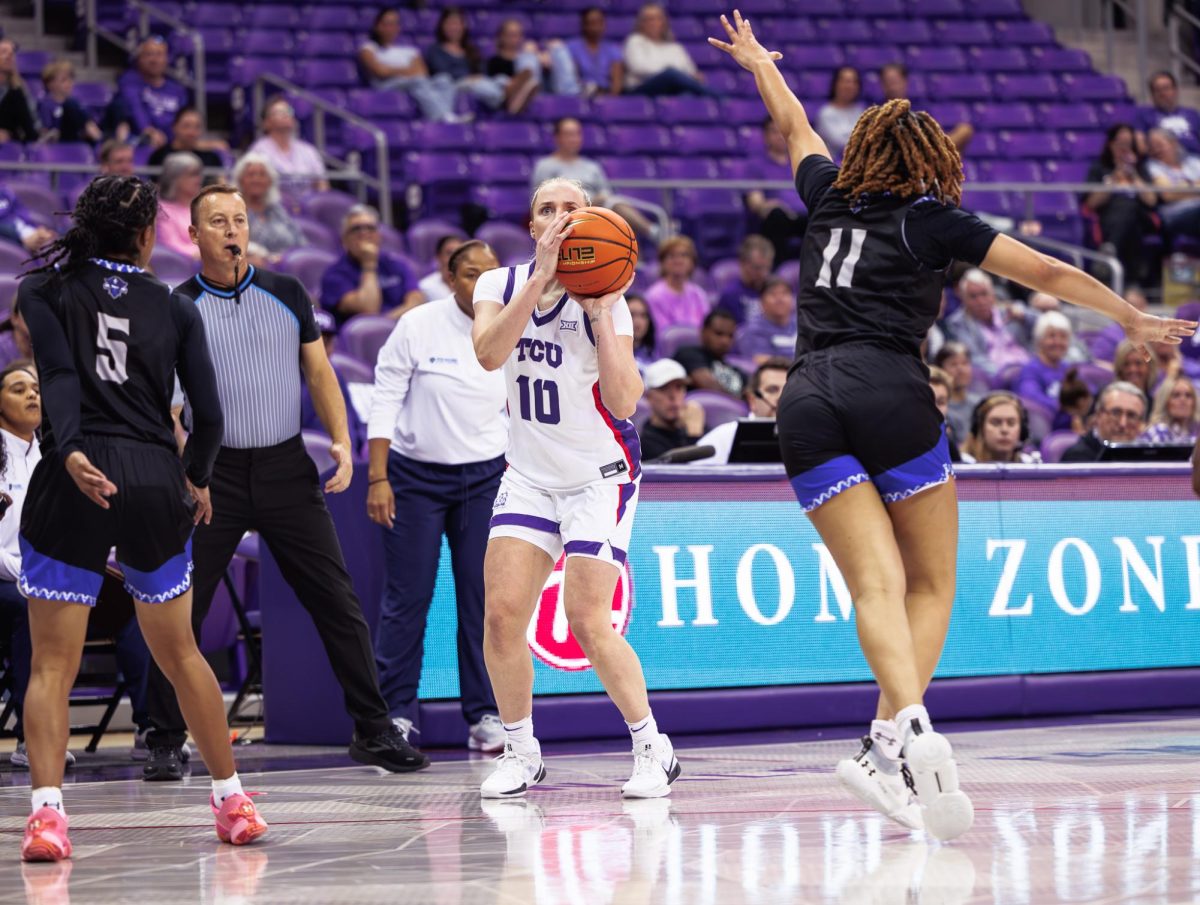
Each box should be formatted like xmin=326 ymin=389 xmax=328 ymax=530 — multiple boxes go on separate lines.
xmin=628 ymin=67 xmax=720 ymax=98
xmin=375 ymin=452 xmax=503 ymax=729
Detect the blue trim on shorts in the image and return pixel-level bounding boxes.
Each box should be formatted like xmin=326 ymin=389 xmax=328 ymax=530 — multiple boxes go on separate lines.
xmin=17 ymin=536 xmax=103 ymax=605
xmin=120 ymin=538 xmax=194 ymax=603
xmin=564 ymin=540 xmax=626 ymax=565
xmin=874 ymin=432 xmax=954 ymax=503
xmin=490 ymin=513 xmax=561 ymax=534
xmin=789 ymin=455 xmax=870 ymax=513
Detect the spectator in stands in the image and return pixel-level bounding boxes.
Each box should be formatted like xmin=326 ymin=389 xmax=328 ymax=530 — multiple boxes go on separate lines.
xmin=1061 ymin=381 xmax=1148 ymax=461
xmin=745 ymin=117 xmax=806 ymax=263
xmin=675 ymin=308 xmax=746 ymax=398
xmin=628 ymin=293 xmax=658 ymax=368
xmin=248 ymin=96 xmax=330 ymax=194
xmin=147 ymin=107 xmax=226 ymax=176
xmin=488 ymin=18 xmax=580 ymax=100
xmin=320 ymin=204 xmax=422 ymax=325
xmin=1114 ymin=338 xmax=1158 ymax=399
xmin=696 ymin=357 xmax=788 ymax=463
xmin=961 ymin=393 xmax=1039 ymax=464
xmin=1084 ymin=123 xmax=1159 ymax=287
xmin=418 ymin=235 xmax=463 ymax=302
xmin=232 ymin=152 xmax=305 ymax=263
xmin=302 ymin=310 xmax=367 ymax=454
xmin=98 ymin=139 xmax=135 ymax=176
xmin=108 ymin=36 xmax=188 ymax=149
xmin=38 ymin=60 xmax=101 ymax=144
xmin=1144 ymin=128 xmax=1200 ymax=245
xmin=359 ymin=8 xmax=460 ymax=123
xmin=531 ymin=117 xmax=657 ymax=239
xmin=1093 ymin=286 xmax=1148 ymax=362
xmin=879 ymin=63 xmax=973 ymax=151
xmin=934 ymin=341 xmax=980 ymax=443
xmin=1056 ymin=368 xmax=1093 ymax=434
xmin=0 ymin=40 xmax=38 ymax=143
xmin=1136 ymin=71 xmax=1200 ymax=155
xmin=1014 ymin=311 xmax=1073 ymax=413
xmin=567 ymin=7 xmax=623 ymax=98
xmin=928 ymin=366 xmax=963 ymax=462
xmin=640 ymin=358 xmax=704 ymax=460
xmin=1141 ymin=374 xmax=1198 ymax=443
xmin=425 ymin=7 xmax=535 ymax=115
xmin=623 ymin=3 xmax=716 ymax=97
xmin=154 ymin=151 xmax=203 ymax=261
xmin=943 ymin=268 xmax=1030 ymax=378
xmin=644 ymin=235 xmax=711 ymax=330
xmin=737 ymin=277 xmax=796 ymax=363
xmin=816 ymin=66 xmax=864 ymax=159
xmin=0 ymin=186 xmax=54 ymax=255
xmin=717 ymin=234 xmax=773 ymax=325
xmin=0 ymin=299 xmax=31 ymax=366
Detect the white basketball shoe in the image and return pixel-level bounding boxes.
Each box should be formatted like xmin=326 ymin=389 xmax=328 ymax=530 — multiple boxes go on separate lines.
xmin=836 ymin=736 xmax=924 ymax=831
xmin=480 ymin=741 xmax=546 ymax=799
xmin=621 ymin=734 xmax=682 ymax=799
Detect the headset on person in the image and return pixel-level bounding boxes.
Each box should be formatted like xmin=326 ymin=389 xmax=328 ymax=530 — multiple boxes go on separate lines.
xmin=969 ymin=391 xmax=1030 ymax=445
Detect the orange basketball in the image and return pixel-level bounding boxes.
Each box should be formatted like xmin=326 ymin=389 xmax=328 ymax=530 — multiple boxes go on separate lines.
xmin=556 ymin=207 xmax=639 ymax=297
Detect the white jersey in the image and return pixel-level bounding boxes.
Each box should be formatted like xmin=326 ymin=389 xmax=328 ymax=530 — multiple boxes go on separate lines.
xmin=474 ymin=261 xmax=640 ymax=491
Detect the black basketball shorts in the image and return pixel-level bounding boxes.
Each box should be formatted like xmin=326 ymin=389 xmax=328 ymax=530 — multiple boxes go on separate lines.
xmin=778 ymin=342 xmax=953 ymax=512
xmin=19 ymin=436 xmax=196 ymax=605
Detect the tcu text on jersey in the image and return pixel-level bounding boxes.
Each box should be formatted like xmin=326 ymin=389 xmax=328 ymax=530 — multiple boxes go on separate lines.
xmin=515 ymin=338 xmax=563 ymax=368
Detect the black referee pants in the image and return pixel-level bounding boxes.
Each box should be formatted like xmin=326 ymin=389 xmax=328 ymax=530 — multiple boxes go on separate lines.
xmin=145 ymin=435 xmax=393 ymax=747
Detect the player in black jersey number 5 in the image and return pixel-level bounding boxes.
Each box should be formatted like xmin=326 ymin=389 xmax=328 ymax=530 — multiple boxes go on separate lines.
xmin=711 ymin=10 xmax=1196 ymax=842
xmin=15 ymin=177 xmax=266 ymax=861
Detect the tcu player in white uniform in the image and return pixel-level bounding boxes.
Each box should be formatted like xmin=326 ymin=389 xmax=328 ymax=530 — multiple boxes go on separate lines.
xmin=472 ymin=177 xmax=681 ymax=799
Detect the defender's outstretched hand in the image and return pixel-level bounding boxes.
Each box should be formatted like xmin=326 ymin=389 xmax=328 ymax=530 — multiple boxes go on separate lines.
xmin=1123 ymin=310 xmax=1197 ymax=362
xmin=708 ymin=10 xmax=783 ymax=71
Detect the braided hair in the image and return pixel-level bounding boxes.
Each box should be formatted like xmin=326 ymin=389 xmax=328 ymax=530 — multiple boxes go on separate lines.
xmin=25 ymin=175 xmax=159 ymax=275
xmin=833 ymin=98 xmax=963 ymax=209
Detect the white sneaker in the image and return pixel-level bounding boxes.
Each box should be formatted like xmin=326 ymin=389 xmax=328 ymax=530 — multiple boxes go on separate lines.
xmin=621 ymin=734 xmax=681 ymax=799
xmin=11 ymin=742 xmax=75 ymax=769
xmin=480 ymin=741 xmax=546 ymax=798
xmin=904 ymin=729 xmax=974 ymax=841
xmin=836 ymin=737 xmax=924 ymax=831
xmin=392 ymin=716 xmax=417 ymax=743
xmin=468 ymin=714 xmax=505 ymax=753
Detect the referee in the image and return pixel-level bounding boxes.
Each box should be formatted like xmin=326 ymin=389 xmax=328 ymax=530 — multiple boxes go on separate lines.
xmin=141 ymin=184 xmax=428 ymax=778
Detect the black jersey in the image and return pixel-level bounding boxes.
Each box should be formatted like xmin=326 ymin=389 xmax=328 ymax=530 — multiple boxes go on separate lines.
xmin=793 ymin=156 xmax=999 ymax=359
xmin=19 ymin=257 xmax=224 ymax=487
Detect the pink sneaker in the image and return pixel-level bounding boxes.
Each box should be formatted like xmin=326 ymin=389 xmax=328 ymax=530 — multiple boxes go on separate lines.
xmin=211 ymin=793 xmax=268 ymax=846
xmin=21 ymin=807 xmax=71 ymax=862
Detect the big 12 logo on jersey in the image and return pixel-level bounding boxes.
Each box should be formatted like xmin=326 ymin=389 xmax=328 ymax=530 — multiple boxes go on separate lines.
xmin=527 ymin=555 xmax=633 ymax=671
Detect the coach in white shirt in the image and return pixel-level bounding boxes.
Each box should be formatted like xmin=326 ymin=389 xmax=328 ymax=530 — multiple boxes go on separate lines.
xmin=366 ymin=240 xmax=509 ymax=753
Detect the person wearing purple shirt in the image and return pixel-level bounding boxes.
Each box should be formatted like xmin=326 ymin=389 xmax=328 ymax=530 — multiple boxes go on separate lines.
xmin=108 ymin=37 xmax=189 ymax=148
xmin=319 ymin=204 xmax=423 ymax=326
xmin=644 ymin=235 xmax=711 ymax=330
xmin=566 ymin=8 xmax=624 ymax=97
xmin=1014 ymin=311 xmax=1072 ymax=413
xmin=716 ymin=234 xmax=773 ymax=325
xmin=737 ymin=277 xmax=797 ymax=362
xmin=1136 ymin=71 xmax=1200 ymax=155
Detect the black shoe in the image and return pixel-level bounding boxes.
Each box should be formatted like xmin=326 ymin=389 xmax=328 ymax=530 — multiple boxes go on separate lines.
xmin=142 ymin=745 xmax=185 ymax=781
xmin=349 ymin=727 xmax=431 ymax=773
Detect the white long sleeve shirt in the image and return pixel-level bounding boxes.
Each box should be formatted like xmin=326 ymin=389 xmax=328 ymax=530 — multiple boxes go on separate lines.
xmin=623 ymin=33 xmax=698 ymax=89
xmin=0 ymin=428 xmax=40 ymax=581
xmin=367 ymin=296 xmax=508 ymax=465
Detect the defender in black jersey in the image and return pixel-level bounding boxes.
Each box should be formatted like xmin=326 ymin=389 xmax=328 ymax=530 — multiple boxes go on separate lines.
xmin=712 ymin=11 xmax=1195 ymax=844
xmin=15 ymin=176 xmax=266 ymax=862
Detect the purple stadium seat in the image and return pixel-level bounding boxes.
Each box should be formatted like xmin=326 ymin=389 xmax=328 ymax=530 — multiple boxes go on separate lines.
xmin=230 ymin=57 xmax=294 ymax=87
xmin=149 ymin=246 xmax=199 ymax=288
xmin=721 ymin=98 xmax=770 ymax=127
xmin=25 ymin=143 xmax=94 ymax=192
xmin=337 ymin=316 xmax=394 ymax=367
xmin=969 ymin=47 xmax=1029 ymax=73
xmin=993 ymin=20 xmax=1056 ymax=46
xmin=915 ymin=0 xmax=966 ymax=14
xmin=981 ymin=160 xmax=1042 ymax=183
xmin=659 ymin=158 xmax=719 ymax=180
xmin=673 ymin=127 xmax=739 ymax=156
xmin=599 ymin=156 xmax=657 ymax=180
xmin=468 ymin=153 xmax=533 ymax=185
xmin=1098 ymin=101 xmax=1138 ymax=124
xmin=761 ymin=19 xmax=817 ymax=43
xmin=970 ymin=132 xmax=1000 ymax=156
xmin=301 ymin=430 xmax=338 ymax=475
xmin=928 ymin=73 xmax=992 ymax=102
xmin=0 ymin=275 xmax=19 ymax=312
xmin=998 ymin=131 xmax=1062 ymax=159
xmin=784 ymin=44 xmax=844 ymax=71
xmin=245 ymin=5 xmax=302 ymax=29
xmin=404 ymin=151 xmax=470 ymax=185
xmin=973 ymin=0 xmax=1025 ymax=15
xmin=0 ymin=144 xmax=22 ymax=163
xmin=658 ymin=325 xmax=700 ymax=358
xmin=298 ymin=34 xmax=357 ymax=59
xmin=296 ymin=60 xmax=359 ymax=90
xmin=591 ymin=95 xmax=656 ymax=123
xmin=476 ymin=221 xmax=534 ymax=266
xmin=532 ymin=12 xmax=577 ymax=38
xmin=1061 ymin=131 xmax=1105 ymax=160
xmin=1030 ymin=47 xmax=1093 ymax=73
xmin=9 ymin=183 xmax=63 ymax=226
xmin=656 ymin=97 xmax=721 ymax=125
xmin=1042 ymin=159 xmax=1091 ymax=183
xmin=791 ymin=71 xmax=836 ymax=100
xmin=525 ymin=94 xmax=587 ymax=121
xmin=1040 ymin=430 xmax=1078 ymax=463
xmin=1036 ymin=103 xmax=1100 ymax=130
xmin=843 ymin=44 xmax=902 ymax=72
xmin=294 ymin=217 xmax=339 ymax=254
xmin=855 ymin=0 xmax=906 ymax=14
xmin=906 ymin=47 xmax=967 ymax=72
xmin=933 ymin=20 xmax=993 ymax=44
xmin=0 ymin=243 xmax=25 ymax=275
xmin=973 ymin=103 xmax=1036 ymax=130
xmin=1073 ymin=362 xmax=1115 ymax=393
xmin=327 ymin=351 xmax=375 ymax=385
xmin=960 ymin=189 xmax=1013 ymax=216
xmin=994 ymin=74 xmax=1060 ymax=103
xmin=240 ymin=31 xmax=293 ymax=56
xmin=876 ymin=19 xmax=933 ymax=43
xmin=1061 ymin=74 xmax=1129 ymax=102
xmin=991 ymin=361 xmax=1024 ymax=391
xmin=472 ymin=186 xmax=529 ymax=223
xmin=707 ymin=257 xmax=741 ymax=289
xmin=605 ymin=125 xmax=672 ymax=156
xmin=923 ymin=101 xmax=971 ymax=127
xmin=347 ymin=89 xmax=415 ymax=120
xmin=278 ymin=247 xmax=337 ymax=297
xmin=815 ymin=18 xmax=873 ymax=44
xmin=687 ymin=390 xmax=750 ymax=431
xmin=474 ymin=121 xmax=543 ymax=154
xmin=1031 ymin=190 xmax=1078 ymax=219
xmin=406 ymin=220 xmax=467 ymax=266
xmin=190 ymin=4 xmax=242 ymax=27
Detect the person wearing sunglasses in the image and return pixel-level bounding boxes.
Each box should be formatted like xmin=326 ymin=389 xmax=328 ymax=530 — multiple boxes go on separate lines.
xmin=319 ymin=204 xmax=424 ymax=326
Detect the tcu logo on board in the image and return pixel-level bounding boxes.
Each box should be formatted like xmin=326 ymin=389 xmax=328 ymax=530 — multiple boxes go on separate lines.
xmin=527 ymin=554 xmax=633 ymax=671
xmin=559 ymin=245 xmax=596 ymax=265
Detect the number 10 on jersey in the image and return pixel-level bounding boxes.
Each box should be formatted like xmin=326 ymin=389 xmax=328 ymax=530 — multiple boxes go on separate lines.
xmin=516 ymin=375 xmax=561 ymax=425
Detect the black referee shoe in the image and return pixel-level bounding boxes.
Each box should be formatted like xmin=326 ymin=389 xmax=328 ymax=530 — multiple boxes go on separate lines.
xmin=143 ymin=745 xmax=185 ymax=781
xmin=349 ymin=727 xmax=431 ymax=773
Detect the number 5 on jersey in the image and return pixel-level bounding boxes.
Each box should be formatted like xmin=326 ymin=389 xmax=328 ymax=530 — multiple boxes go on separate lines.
xmin=815 ymin=228 xmax=867 ymax=289
xmin=96 ymin=313 xmax=130 ymax=384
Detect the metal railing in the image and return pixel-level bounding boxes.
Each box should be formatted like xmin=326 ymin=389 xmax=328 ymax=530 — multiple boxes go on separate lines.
xmin=1168 ymin=2 xmax=1200 ymax=85
xmin=1102 ymin=0 xmax=1150 ymax=102
xmin=83 ymin=0 xmax=207 ymax=122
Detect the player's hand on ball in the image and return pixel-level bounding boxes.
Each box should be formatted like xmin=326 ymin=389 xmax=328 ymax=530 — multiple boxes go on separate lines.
xmin=187 ymin=481 xmax=212 ymax=526
xmin=65 ymin=451 xmax=118 ymax=509
xmin=535 ymin=210 xmax=574 ymax=280
xmin=325 ymin=441 xmax=353 ymax=494
xmin=708 ymin=10 xmax=783 ymax=71
xmin=570 ymin=274 xmax=636 ymax=320
xmin=1123 ymin=310 xmax=1197 ymax=361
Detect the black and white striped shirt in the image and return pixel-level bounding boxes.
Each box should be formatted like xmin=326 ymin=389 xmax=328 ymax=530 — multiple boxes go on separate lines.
xmin=175 ymin=266 xmax=320 ymax=449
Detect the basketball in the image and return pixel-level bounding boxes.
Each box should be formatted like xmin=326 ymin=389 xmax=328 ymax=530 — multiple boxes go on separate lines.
xmin=556 ymin=207 xmax=639 ymax=297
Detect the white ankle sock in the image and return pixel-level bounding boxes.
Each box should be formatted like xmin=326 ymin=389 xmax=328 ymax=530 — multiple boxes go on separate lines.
xmin=895 ymin=704 xmax=933 ymax=746
xmin=211 ymin=773 xmax=244 ymax=805
xmin=627 ymin=713 xmax=659 ymax=749
xmin=870 ymin=719 xmax=904 ymax=760
xmin=31 ymin=786 xmax=63 ymax=814
xmin=502 ymin=715 xmax=537 ymax=755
